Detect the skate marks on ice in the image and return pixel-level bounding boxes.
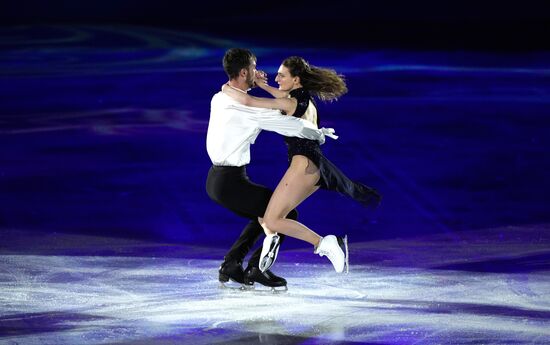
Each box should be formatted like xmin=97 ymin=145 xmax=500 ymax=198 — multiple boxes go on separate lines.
xmin=0 ymin=227 xmax=549 ymax=344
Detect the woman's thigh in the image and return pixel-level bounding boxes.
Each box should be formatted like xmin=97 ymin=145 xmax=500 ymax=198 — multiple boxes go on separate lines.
xmin=265 ymin=157 xmax=320 ymax=220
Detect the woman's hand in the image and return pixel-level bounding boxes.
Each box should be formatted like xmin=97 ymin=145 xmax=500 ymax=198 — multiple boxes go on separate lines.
xmin=254 ymin=70 xmax=269 ymax=89
xmin=253 ymin=72 xmax=288 ymax=99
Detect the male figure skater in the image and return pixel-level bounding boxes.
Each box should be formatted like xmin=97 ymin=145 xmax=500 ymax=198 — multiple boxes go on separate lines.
xmin=206 ymin=48 xmax=336 ymax=290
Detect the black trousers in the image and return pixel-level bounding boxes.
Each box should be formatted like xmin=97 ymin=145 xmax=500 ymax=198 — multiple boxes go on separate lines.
xmin=206 ymin=165 xmax=298 ymax=268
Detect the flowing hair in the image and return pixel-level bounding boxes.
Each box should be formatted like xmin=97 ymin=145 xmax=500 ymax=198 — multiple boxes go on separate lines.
xmin=282 ymin=56 xmax=348 ymax=101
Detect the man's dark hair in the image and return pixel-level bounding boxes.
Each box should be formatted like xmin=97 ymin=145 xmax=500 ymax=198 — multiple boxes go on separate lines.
xmin=223 ymin=48 xmax=255 ymax=80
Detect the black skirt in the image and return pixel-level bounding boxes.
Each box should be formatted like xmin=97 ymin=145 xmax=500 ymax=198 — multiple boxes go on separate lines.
xmin=285 ymin=137 xmax=381 ymax=208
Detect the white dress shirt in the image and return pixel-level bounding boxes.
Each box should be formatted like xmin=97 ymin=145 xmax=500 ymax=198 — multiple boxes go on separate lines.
xmin=206 ymin=91 xmax=326 ymax=167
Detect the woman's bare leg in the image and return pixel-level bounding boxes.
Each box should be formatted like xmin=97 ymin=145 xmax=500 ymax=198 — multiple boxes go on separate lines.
xmin=257 ymin=217 xmax=276 ymax=237
xmin=262 ymin=156 xmax=322 ymax=247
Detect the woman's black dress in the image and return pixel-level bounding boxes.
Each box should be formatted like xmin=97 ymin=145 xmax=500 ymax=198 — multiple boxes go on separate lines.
xmin=284 ymin=87 xmax=381 ymax=207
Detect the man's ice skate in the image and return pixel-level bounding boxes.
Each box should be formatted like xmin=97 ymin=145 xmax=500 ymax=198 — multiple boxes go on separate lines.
xmin=259 ymin=233 xmax=280 ymax=272
xmin=218 ymin=259 xmax=250 ymax=290
xmin=244 ymin=266 xmax=288 ymax=293
xmin=315 ymin=235 xmax=349 ymax=273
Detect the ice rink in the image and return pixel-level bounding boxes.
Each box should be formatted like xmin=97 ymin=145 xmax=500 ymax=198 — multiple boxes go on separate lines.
xmin=1 ymin=225 xmax=549 ymax=344
xmin=1 ymin=24 xmax=549 ymax=344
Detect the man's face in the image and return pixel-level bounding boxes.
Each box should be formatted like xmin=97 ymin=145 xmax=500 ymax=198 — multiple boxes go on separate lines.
xmin=245 ymin=59 xmax=257 ymax=88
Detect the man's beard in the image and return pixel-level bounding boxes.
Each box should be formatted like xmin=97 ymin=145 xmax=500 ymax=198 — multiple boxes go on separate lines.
xmin=246 ymin=75 xmax=255 ymax=89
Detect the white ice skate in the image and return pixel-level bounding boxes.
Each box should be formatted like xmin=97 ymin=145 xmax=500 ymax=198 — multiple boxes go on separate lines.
xmin=259 ymin=233 xmax=280 ymax=272
xmin=315 ymin=235 xmax=349 ymax=273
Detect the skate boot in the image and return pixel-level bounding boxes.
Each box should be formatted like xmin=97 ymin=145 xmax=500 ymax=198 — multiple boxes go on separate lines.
xmin=259 ymin=233 xmax=280 ymax=272
xmin=244 ymin=266 xmax=288 ymax=293
xmin=218 ymin=259 xmax=247 ymax=289
xmin=315 ymin=235 xmax=349 ymax=273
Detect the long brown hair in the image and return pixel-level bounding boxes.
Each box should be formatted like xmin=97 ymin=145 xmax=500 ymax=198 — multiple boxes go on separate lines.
xmin=282 ymin=56 xmax=348 ymax=101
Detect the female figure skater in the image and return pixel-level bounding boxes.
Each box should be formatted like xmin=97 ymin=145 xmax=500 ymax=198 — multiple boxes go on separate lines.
xmin=222 ymin=56 xmax=381 ymax=274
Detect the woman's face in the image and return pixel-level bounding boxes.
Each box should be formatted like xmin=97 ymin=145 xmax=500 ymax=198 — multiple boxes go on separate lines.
xmin=275 ymin=65 xmax=299 ymax=91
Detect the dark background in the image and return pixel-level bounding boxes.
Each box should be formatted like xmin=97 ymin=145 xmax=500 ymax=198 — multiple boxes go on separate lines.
xmin=2 ymin=0 xmax=550 ymax=50
xmin=1 ymin=1 xmax=549 ymax=246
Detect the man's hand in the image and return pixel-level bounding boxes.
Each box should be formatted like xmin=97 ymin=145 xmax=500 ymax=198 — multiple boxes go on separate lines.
xmin=321 ymin=127 xmax=338 ymax=140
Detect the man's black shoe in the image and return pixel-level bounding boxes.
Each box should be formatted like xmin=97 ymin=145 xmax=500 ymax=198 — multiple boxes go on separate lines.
xmin=244 ymin=266 xmax=287 ymax=287
xmin=218 ymin=260 xmax=245 ymax=284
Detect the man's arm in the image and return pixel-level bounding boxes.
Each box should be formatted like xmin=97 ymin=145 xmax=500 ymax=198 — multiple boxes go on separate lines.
xmin=227 ymin=104 xmax=336 ymax=143
xmin=260 ymin=114 xmax=324 ymax=142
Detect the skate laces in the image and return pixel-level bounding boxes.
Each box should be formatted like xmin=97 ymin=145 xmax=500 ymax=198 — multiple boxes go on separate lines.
xmin=316 ymin=246 xmax=334 ymax=259
xmin=315 ymin=237 xmax=329 ymax=257
xmin=317 ymin=248 xmax=330 ymax=257
xmin=316 ymin=236 xmax=340 ymax=260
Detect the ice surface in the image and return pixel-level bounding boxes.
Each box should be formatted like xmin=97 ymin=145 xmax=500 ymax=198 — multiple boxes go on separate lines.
xmin=1 ymin=226 xmax=549 ymax=344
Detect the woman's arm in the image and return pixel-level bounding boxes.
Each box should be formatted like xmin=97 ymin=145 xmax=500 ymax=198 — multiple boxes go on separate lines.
xmin=222 ymin=83 xmax=297 ymax=115
xmin=255 ymin=71 xmax=289 ymax=99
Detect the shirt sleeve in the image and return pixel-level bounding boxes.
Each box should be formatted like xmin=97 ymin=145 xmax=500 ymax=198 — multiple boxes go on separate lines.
xmin=227 ymin=104 xmax=324 ymax=141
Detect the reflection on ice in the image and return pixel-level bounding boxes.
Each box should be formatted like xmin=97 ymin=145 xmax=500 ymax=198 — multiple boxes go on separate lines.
xmin=1 ymin=227 xmax=549 ymax=344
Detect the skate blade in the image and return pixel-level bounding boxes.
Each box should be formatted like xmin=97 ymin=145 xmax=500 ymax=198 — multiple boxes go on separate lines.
xmin=219 ymin=281 xmax=252 ymax=291
xmin=343 ymin=235 xmax=349 ymax=274
xmin=221 ymin=282 xmax=287 ymax=294
xmin=259 ymin=256 xmax=273 ymax=273
xmin=259 ymin=235 xmax=280 ymax=272
xmin=248 ymin=285 xmax=288 ymax=294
